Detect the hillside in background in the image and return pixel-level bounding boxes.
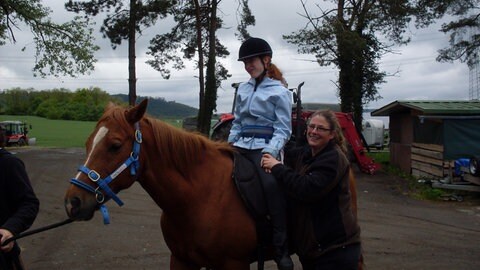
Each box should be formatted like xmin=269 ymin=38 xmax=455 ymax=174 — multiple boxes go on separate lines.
xmin=112 ymin=94 xmax=198 ymax=118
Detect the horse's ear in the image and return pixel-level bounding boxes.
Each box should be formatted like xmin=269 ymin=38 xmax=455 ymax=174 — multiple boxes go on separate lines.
xmin=126 ymin=99 xmax=148 ymax=124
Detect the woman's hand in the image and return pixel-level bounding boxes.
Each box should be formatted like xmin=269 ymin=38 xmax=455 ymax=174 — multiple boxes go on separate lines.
xmin=261 ymin=153 xmax=281 ymax=173
xmin=0 ymin=228 xmax=14 ymax=252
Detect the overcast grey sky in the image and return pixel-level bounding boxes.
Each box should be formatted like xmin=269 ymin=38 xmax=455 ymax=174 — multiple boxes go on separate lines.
xmin=0 ymin=0 xmax=471 ymax=114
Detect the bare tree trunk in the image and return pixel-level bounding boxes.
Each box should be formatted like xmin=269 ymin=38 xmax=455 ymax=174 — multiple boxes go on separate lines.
xmin=193 ymin=0 xmax=206 ymax=131
xmin=200 ymin=0 xmax=218 ymax=135
xmin=128 ymin=0 xmax=137 ymax=106
xmin=195 ymin=0 xmax=218 ymax=136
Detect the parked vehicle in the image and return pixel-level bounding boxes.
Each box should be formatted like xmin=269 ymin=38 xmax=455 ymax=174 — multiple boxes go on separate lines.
xmin=0 ymin=120 xmax=30 ymax=146
xmin=209 ymin=82 xmax=380 ymax=174
xmin=362 ymin=119 xmax=385 ymax=150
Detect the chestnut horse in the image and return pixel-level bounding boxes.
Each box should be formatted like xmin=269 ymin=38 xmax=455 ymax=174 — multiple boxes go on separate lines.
xmin=64 ymin=99 xmax=362 ymax=269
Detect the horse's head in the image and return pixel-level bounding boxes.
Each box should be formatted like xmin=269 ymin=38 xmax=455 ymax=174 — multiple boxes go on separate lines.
xmin=64 ymin=99 xmax=148 ymax=221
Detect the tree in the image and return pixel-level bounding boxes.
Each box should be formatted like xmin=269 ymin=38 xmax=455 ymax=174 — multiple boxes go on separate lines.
xmin=235 ymin=0 xmax=255 ymax=41
xmin=147 ymin=0 xmax=242 ymax=135
xmin=0 ymin=0 xmax=99 ymax=77
xmin=417 ymin=0 xmax=480 ymax=67
xmin=284 ymin=0 xmax=420 ymax=127
xmin=146 ymin=0 xmax=254 ymax=135
xmin=0 ymin=86 xmax=115 ymax=120
xmin=0 ymin=87 xmax=32 ymax=115
xmin=65 ymin=0 xmax=174 ymax=106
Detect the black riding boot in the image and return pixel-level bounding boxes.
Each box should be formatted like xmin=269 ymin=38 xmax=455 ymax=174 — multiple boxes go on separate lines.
xmin=239 ymin=149 xmax=294 ymax=270
xmin=270 ymin=210 xmax=294 ymax=270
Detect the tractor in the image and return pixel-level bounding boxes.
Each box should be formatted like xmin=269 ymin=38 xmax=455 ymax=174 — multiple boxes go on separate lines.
xmin=210 ymin=82 xmax=380 ymax=174
xmin=0 ymin=120 xmax=30 ymax=146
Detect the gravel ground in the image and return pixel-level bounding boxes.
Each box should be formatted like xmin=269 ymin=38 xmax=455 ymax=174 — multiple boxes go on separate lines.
xmin=8 ymin=147 xmax=480 ymax=270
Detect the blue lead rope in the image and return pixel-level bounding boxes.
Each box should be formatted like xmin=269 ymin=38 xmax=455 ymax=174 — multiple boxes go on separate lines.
xmin=100 ymin=205 xmax=110 ymax=224
xmin=69 ymin=122 xmax=142 ymax=225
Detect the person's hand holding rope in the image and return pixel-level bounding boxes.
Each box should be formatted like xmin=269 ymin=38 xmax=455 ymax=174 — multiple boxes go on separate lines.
xmin=0 ymin=228 xmax=14 ymax=252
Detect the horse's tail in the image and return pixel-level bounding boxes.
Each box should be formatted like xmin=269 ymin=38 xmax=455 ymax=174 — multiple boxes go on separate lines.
xmin=349 ymin=168 xmax=365 ymax=270
xmin=358 ymin=246 xmax=366 ymax=270
xmin=348 ymin=168 xmax=358 ymax=219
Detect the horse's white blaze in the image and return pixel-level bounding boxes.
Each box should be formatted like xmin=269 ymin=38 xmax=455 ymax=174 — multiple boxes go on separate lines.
xmin=75 ymin=126 xmax=109 ymax=179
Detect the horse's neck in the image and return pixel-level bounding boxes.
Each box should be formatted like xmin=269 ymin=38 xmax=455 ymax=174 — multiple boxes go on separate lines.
xmin=138 ymin=134 xmax=233 ymax=214
xmin=139 ymin=168 xmax=192 ymax=212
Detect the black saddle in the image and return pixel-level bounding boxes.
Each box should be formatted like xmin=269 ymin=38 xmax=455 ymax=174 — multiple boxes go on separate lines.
xmin=232 ymin=152 xmax=268 ymax=220
xmin=231 ymin=152 xmax=273 ymax=268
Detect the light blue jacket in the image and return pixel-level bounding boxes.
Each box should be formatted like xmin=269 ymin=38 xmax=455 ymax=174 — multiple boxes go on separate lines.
xmin=228 ymin=77 xmax=292 ymax=158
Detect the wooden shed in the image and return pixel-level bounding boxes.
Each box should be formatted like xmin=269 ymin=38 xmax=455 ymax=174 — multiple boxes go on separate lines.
xmin=371 ymin=100 xmax=480 ymax=179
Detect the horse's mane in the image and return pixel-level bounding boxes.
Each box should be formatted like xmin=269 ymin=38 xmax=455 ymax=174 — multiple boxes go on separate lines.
xmin=146 ymin=117 xmax=234 ymax=176
xmin=104 ymin=104 xmax=233 ymax=177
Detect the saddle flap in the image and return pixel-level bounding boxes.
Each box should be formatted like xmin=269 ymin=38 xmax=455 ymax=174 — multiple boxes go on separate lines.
xmin=232 ymin=152 xmax=268 ymax=219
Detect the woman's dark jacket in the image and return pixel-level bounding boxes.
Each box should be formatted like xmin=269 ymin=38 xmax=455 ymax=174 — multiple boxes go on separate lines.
xmin=271 ymin=141 xmax=360 ymax=259
xmin=0 ymin=148 xmax=39 ymax=237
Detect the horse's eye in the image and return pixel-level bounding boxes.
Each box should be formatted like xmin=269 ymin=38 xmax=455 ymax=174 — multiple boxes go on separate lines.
xmin=109 ymin=143 xmax=122 ymax=153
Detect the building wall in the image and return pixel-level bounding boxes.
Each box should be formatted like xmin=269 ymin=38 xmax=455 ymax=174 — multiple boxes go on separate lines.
xmin=389 ymin=113 xmax=414 ymax=173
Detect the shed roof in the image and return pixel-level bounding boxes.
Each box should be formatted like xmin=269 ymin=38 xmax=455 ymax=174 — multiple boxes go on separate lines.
xmin=371 ymin=100 xmax=480 ymax=116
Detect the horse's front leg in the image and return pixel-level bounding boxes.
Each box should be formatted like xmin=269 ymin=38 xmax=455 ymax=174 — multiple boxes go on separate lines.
xmin=170 ymin=255 xmax=200 ymax=270
xmin=219 ymin=260 xmax=250 ymax=270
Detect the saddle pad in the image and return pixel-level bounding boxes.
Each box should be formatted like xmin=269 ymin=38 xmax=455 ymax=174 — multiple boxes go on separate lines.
xmin=232 ymin=152 xmax=268 ymax=219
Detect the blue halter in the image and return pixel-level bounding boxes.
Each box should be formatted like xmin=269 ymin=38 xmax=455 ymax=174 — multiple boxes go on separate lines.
xmin=70 ymin=122 xmax=142 ymax=224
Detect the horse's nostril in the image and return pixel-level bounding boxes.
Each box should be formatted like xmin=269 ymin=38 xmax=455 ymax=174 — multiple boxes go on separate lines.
xmin=66 ymin=196 xmax=82 ymax=218
xmin=70 ymin=196 xmax=81 ymax=208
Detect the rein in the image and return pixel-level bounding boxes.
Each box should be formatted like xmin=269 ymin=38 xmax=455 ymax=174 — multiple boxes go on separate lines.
xmin=70 ymin=122 xmax=142 ymax=224
xmin=1 ymin=218 xmax=73 ymax=247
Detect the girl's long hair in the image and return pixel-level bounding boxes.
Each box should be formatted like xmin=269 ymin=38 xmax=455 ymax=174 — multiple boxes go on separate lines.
xmin=263 ymin=56 xmax=287 ymax=87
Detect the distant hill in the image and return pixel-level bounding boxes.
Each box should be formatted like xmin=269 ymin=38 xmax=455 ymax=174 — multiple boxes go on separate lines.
xmin=111 ymin=94 xmax=198 ymax=118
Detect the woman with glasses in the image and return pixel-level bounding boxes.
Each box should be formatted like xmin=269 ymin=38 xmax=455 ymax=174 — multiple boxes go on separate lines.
xmin=261 ymin=110 xmax=361 ymax=270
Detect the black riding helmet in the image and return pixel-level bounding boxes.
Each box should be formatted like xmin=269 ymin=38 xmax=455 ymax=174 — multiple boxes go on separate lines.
xmin=238 ymin=37 xmax=272 ymax=61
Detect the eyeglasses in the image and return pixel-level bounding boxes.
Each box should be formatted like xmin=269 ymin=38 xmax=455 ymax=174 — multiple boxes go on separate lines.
xmin=307 ymin=124 xmax=331 ymax=132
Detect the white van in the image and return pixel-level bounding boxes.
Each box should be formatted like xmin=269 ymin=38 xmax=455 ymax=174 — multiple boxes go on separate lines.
xmin=362 ymin=119 xmax=385 ymax=150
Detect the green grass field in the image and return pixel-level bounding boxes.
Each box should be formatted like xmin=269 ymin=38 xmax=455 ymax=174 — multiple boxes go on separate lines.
xmin=0 ymin=115 xmax=183 ymax=148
